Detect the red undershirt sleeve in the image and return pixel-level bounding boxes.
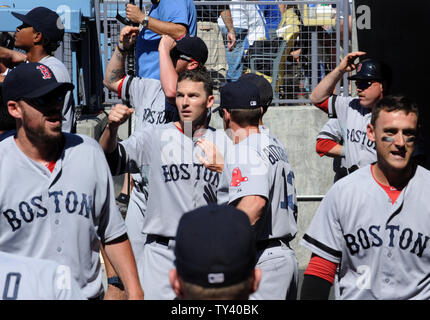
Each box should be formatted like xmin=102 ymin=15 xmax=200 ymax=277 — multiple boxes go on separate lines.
xmin=314 ymin=98 xmax=329 ymax=113
xmin=304 ymin=254 xmax=338 ymax=284
xmin=316 ymin=138 xmax=339 ymax=157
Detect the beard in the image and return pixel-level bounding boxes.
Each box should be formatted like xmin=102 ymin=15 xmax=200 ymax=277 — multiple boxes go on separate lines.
xmin=23 ymin=119 xmax=63 ymax=146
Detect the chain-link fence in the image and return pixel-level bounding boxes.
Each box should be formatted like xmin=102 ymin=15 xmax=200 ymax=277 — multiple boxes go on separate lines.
xmin=99 ymin=0 xmax=351 ymax=106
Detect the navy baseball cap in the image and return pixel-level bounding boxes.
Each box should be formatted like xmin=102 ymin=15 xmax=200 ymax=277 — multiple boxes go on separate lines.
xmin=12 ymin=7 xmax=65 ymax=43
xmin=240 ymin=73 xmax=273 ymax=110
xmin=174 ymin=35 xmax=208 ymax=65
xmin=3 ymin=62 xmax=74 ymax=105
xmin=213 ymin=79 xmax=261 ymax=113
xmin=348 ymin=58 xmax=383 ymax=81
xmin=175 ymin=204 xmax=256 ymax=288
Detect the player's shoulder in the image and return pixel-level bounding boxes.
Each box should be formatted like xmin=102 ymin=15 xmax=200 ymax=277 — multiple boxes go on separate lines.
xmin=332 ymin=164 xmax=373 ymax=190
xmin=413 ymin=165 xmax=430 ymax=182
xmin=63 ymin=133 xmax=104 ymax=154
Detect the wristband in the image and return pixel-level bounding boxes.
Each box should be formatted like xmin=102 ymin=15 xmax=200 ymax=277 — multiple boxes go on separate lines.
xmin=116 ymin=44 xmax=128 ymax=54
xmin=107 ymin=276 xmax=124 ymax=290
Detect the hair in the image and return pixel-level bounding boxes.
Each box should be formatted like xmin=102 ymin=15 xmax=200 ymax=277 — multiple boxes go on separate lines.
xmin=33 ymin=26 xmax=62 ymax=55
xmin=180 ymin=276 xmax=254 ymax=300
xmin=229 ymin=108 xmax=262 ymax=127
xmin=177 ymin=69 xmax=213 ymax=97
xmin=371 ymin=95 xmax=419 ymax=126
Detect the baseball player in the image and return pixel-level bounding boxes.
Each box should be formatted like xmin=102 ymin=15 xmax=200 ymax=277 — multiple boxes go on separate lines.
xmin=316 ymin=118 xmax=348 ymax=182
xmin=301 ymin=95 xmax=430 ymax=300
xmin=0 ymin=63 xmax=143 ymax=300
xmin=310 ymin=52 xmax=389 ymax=174
xmin=214 ymin=78 xmax=298 ymax=300
xmin=102 ymin=26 xmax=209 ymax=297
xmin=171 ymin=204 xmax=261 ymax=300
xmin=0 ymin=251 xmax=85 ymax=300
xmin=12 ymin=7 xmax=76 ymax=133
xmin=99 ymin=68 xmax=228 ymax=299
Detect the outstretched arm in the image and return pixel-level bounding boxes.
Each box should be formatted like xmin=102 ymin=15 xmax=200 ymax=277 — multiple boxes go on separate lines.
xmin=103 ymin=26 xmax=139 ymax=93
xmin=310 ymin=51 xmax=366 ymax=105
xmin=126 ymin=4 xmax=186 ymax=40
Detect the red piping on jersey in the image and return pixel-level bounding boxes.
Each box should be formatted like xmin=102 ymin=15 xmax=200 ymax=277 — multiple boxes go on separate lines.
xmin=117 ymin=76 xmax=126 ymax=99
xmin=304 ymin=254 xmax=337 ymax=284
xmin=316 ymin=138 xmax=339 ymax=157
xmin=45 ymin=161 xmax=56 ymax=173
xmin=175 ymin=123 xmax=184 ymax=134
xmin=314 ymin=98 xmax=329 ymax=113
xmin=371 ymin=165 xmax=402 ymax=204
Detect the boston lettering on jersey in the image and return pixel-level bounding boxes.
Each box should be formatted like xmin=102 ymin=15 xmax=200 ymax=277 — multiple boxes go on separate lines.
xmin=142 ymin=108 xmax=177 ymax=125
xmin=2 ymin=190 xmax=92 ymax=232
xmin=346 ymin=128 xmax=376 ymax=150
xmin=263 ymin=144 xmax=289 ymax=165
xmin=162 ymin=163 xmax=220 ymax=187
xmin=344 ymin=224 xmax=430 ymax=258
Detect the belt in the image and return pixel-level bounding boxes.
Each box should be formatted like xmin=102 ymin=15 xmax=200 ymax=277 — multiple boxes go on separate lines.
xmin=256 ymin=237 xmax=291 ymax=251
xmin=146 ymin=234 xmax=175 ymax=246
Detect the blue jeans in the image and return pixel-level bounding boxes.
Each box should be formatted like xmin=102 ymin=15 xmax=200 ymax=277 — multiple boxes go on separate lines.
xmin=220 ymin=26 xmax=248 ymax=82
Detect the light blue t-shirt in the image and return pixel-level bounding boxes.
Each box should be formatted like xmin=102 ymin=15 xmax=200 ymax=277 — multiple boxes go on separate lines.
xmin=136 ymin=0 xmax=197 ymax=79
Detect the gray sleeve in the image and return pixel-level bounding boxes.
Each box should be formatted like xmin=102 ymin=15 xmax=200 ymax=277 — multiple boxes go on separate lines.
xmin=119 ymin=127 xmax=153 ymax=174
xmin=328 ymin=95 xmax=354 ymax=124
xmin=227 ymin=147 xmax=270 ymax=204
xmin=300 ymin=184 xmax=344 ymax=263
xmin=317 ymin=118 xmax=343 ymax=143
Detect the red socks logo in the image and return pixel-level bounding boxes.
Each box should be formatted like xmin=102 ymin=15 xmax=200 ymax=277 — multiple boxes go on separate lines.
xmin=230 ymin=168 xmax=248 ymax=187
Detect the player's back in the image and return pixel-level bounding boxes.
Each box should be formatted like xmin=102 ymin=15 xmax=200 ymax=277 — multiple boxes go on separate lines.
xmin=0 ymin=252 xmax=85 ymax=300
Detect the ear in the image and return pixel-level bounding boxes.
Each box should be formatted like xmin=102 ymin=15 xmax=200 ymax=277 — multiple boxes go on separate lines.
xmin=169 ymin=269 xmax=184 ymax=299
xmin=367 ymin=123 xmax=376 ymax=142
xmin=250 ymin=268 xmax=262 ymax=294
xmin=7 ymin=101 xmax=21 ymax=119
xmin=186 ymin=61 xmax=199 ymax=71
xmin=206 ymin=94 xmax=215 ymax=110
xmin=33 ymin=30 xmax=43 ymax=43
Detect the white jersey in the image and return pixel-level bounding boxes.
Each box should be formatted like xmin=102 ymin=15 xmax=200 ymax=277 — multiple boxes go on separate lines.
xmin=0 ymin=134 xmax=127 ymax=299
xmin=301 ymin=165 xmax=430 ymax=300
xmin=40 ymin=56 xmax=75 ymax=133
xmin=328 ymin=95 xmax=376 ymax=169
xmin=114 ymin=123 xmax=228 ymax=237
xmin=218 ymin=131 xmax=298 ymax=241
xmin=0 ymin=252 xmax=85 ymax=300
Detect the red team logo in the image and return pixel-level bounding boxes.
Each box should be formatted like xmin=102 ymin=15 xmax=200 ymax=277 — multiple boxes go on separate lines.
xmin=230 ymin=168 xmax=248 ymax=187
xmin=36 ymin=65 xmax=52 ymax=80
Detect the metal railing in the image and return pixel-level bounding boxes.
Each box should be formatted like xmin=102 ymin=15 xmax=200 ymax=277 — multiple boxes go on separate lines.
xmin=98 ymin=0 xmax=351 ymax=106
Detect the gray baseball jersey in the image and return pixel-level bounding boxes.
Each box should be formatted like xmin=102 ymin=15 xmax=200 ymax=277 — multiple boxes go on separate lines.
xmin=328 ymin=95 xmax=376 ymax=169
xmin=0 ymin=133 xmax=127 ymax=299
xmin=219 ymin=131 xmax=298 ymax=240
xmin=120 ymin=75 xmax=179 ymax=133
xmin=114 ymin=123 xmax=228 ymax=237
xmin=317 ymin=118 xmax=347 ymax=180
xmin=218 ymin=130 xmax=298 ymax=300
xmin=0 ymin=252 xmax=85 ymax=300
xmin=39 ymin=56 xmax=75 ymax=133
xmin=301 ymin=165 xmax=430 ymax=300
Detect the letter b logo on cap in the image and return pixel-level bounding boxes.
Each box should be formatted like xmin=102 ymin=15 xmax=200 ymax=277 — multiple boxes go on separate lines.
xmin=36 ymin=65 xmax=52 ymax=80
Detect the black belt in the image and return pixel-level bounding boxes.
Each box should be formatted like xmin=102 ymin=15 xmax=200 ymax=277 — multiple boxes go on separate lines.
xmin=256 ymin=237 xmax=291 ymax=251
xmin=146 ymin=234 xmax=175 ymax=246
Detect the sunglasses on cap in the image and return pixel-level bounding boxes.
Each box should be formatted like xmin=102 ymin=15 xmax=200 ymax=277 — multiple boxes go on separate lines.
xmin=356 ymin=80 xmax=376 ymax=90
xmin=22 ymin=92 xmax=65 ymax=110
xmin=170 ymin=49 xmax=197 ymax=63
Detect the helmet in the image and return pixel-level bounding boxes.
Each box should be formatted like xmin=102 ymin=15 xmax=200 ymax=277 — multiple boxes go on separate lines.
xmin=348 ymin=58 xmax=383 ymax=81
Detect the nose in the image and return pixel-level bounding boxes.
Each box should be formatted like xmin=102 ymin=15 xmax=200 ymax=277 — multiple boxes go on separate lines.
xmin=182 ymin=95 xmax=189 ymax=107
xmin=394 ymin=132 xmax=406 ymax=146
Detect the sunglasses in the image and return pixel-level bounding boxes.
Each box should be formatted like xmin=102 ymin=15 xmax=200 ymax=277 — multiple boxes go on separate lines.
xmin=356 ymin=80 xmax=376 ymax=90
xmin=170 ymin=49 xmax=196 ymax=63
xmin=23 ymin=92 xmax=65 ymax=110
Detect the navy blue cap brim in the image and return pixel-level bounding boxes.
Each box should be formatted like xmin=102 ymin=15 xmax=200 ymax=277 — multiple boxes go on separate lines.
xmin=348 ymin=74 xmax=382 ymax=81
xmin=20 ymin=82 xmax=74 ymax=100
xmin=11 ymin=12 xmax=30 ymax=26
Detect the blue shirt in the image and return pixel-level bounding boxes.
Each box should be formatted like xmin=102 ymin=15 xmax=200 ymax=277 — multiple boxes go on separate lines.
xmin=258 ymin=0 xmax=282 ymax=36
xmin=136 ymin=0 xmax=197 ymax=79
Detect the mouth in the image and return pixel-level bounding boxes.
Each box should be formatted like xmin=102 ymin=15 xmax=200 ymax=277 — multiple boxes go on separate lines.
xmin=390 ymin=150 xmax=406 ymax=159
xmin=45 ymin=115 xmax=62 ymax=126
